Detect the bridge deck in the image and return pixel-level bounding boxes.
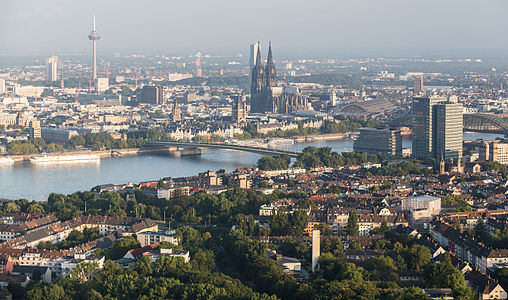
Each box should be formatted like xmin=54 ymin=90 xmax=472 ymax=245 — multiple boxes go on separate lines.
xmin=145 ymin=141 xmax=301 ymax=157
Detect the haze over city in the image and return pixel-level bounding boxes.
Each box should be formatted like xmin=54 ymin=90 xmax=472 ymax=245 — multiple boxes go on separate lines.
xmin=1 ymin=1 xmax=508 ymax=299
xmin=2 ymin=0 xmax=508 ymax=57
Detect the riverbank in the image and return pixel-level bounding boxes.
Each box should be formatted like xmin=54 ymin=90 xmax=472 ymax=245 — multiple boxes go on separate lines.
xmin=292 ymin=132 xmax=355 ymax=142
xmin=4 ymin=148 xmax=155 ymax=163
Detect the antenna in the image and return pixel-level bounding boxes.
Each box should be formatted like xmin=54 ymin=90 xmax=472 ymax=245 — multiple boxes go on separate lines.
xmin=93 ymin=13 xmax=96 ymax=31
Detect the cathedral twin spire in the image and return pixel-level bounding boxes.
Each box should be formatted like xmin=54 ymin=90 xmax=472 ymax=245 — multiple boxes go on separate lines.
xmin=265 ymin=42 xmax=277 ymax=87
xmin=251 ymin=42 xmax=277 ymax=93
xmin=250 ymin=42 xmax=279 ymax=113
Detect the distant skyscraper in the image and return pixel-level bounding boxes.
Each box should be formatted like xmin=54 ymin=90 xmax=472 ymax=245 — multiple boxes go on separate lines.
xmin=46 ymin=56 xmax=58 ymax=81
xmin=88 ymin=13 xmax=100 ymax=82
xmin=195 ymin=52 xmax=202 ymax=77
xmin=414 ymin=75 xmax=424 ymax=95
xmin=412 ymin=96 xmax=463 ymax=162
xmin=138 ymin=86 xmax=164 ymax=104
xmin=0 ymin=79 xmax=5 ymax=95
xmin=249 ymin=42 xmax=260 ymax=72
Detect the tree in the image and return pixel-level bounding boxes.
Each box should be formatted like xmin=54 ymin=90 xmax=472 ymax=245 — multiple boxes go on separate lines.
xmin=279 ymin=238 xmax=308 ymax=259
xmin=347 ymin=210 xmax=359 ymax=236
xmin=321 ymin=237 xmax=344 ymax=254
xmin=405 ymin=245 xmax=431 ymax=270
xmin=349 ymin=241 xmax=362 ymax=250
xmin=157 ymin=179 xmax=165 ymax=189
xmin=314 ymin=223 xmax=333 ymax=236
xmin=135 ymin=256 xmax=153 ymax=276
xmin=424 ymin=253 xmax=467 ymax=292
xmin=70 ymin=135 xmax=86 ymax=147
xmin=289 ymin=210 xmax=309 ymax=236
xmin=269 ymin=212 xmax=290 ymax=236
xmin=176 ymin=226 xmax=203 ymax=252
xmin=3 ymin=202 xmax=20 ymax=213
xmin=257 ymin=155 xmax=290 ymax=171
xmin=108 ymin=236 xmax=140 ymax=260
xmin=27 ymin=202 xmax=45 ymax=214
xmin=368 ymin=255 xmax=397 ymax=272
xmin=69 ymin=261 xmax=100 ymax=283
xmin=26 ymin=282 xmax=69 ymax=300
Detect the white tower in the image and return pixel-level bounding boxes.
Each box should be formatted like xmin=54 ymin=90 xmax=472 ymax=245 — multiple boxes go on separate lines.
xmin=330 ymin=89 xmax=337 ymax=107
xmin=312 ymin=230 xmax=320 ymax=272
xmin=88 ymin=13 xmax=100 ymax=82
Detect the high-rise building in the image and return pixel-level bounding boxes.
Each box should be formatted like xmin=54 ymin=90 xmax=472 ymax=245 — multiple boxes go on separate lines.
xmin=412 ymin=96 xmax=463 ymax=162
xmin=249 ymin=42 xmax=260 ymax=74
xmin=232 ymin=93 xmax=247 ymax=124
xmin=138 ymin=86 xmax=164 ymax=104
xmin=353 ymin=128 xmax=402 ymax=156
xmin=480 ymin=140 xmax=508 ymax=165
xmin=434 ymin=103 xmax=463 ymax=162
xmin=195 ymin=52 xmax=202 ymax=77
xmin=311 ymin=230 xmax=320 ymax=272
xmin=250 ymin=43 xmax=309 ymax=114
xmin=88 ymin=13 xmax=100 ymax=82
xmin=172 ymin=100 xmax=181 ymax=122
xmin=412 ymin=96 xmax=443 ymax=160
xmin=46 ymin=56 xmax=58 ymax=81
xmin=0 ymin=79 xmax=5 ymax=95
xmin=414 ymin=75 xmax=424 ymax=95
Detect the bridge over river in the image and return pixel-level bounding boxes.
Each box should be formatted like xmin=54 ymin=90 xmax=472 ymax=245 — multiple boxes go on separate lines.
xmin=391 ymin=113 xmax=508 ymax=135
xmin=143 ymin=141 xmax=301 ymax=158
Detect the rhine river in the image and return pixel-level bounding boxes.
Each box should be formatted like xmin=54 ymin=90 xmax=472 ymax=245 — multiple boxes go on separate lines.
xmin=0 ymin=132 xmax=503 ymax=200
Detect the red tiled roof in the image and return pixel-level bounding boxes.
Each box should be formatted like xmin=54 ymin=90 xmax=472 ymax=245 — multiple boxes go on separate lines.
xmin=128 ymin=243 xmax=160 ymax=259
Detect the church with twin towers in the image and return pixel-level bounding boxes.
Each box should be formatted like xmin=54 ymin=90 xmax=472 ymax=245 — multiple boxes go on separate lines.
xmin=249 ymin=42 xmax=310 ymax=114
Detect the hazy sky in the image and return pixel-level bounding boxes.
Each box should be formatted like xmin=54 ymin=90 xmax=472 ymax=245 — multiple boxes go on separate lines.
xmin=2 ymin=0 xmax=508 ymax=57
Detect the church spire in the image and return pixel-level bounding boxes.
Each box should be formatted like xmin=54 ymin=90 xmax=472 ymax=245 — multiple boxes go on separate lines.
xmin=265 ymin=41 xmax=277 ymax=87
xmin=255 ymin=42 xmax=263 ymax=67
xmin=267 ymin=41 xmax=273 ymax=67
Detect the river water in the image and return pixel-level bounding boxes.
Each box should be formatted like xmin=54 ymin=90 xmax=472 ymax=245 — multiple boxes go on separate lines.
xmin=0 ymin=132 xmax=502 ymax=200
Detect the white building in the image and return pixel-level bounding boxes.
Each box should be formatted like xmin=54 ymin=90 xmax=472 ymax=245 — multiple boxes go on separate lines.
xmin=137 ymin=231 xmax=178 ymax=247
xmin=157 ymin=186 xmax=190 ymax=200
xmin=96 ymin=78 xmax=109 ymax=92
xmin=401 ymin=195 xmax=441 ymax=214
xmin=46 ymin=56 xmax=58 ymax=81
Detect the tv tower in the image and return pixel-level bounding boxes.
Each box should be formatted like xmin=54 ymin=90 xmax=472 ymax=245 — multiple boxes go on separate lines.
xmin=195 ymin=52 xmax=202 ymax=77
xmin=88 ymin=13 xmax=100 ymax=82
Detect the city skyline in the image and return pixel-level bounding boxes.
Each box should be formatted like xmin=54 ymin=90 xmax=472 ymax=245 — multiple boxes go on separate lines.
xmin=1 ymin=0 xmax=508 ymax=57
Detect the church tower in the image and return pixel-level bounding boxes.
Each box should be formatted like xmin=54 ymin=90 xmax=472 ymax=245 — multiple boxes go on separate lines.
xmin=265 ymin=42 xmax=277 ymax=88
xmin=172 ymin=100 xmax=181 ymax=122
xmin=250 ymin=45 xmax=266 ymax=113
xmin=233 ymin=92 xmax=247 ymax=124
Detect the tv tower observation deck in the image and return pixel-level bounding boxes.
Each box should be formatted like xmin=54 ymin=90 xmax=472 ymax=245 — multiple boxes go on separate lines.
xmin=88 ymin=13 xmax=100 ymax=82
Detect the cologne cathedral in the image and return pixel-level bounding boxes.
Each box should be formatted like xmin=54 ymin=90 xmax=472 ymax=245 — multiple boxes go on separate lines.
xmin=250 ymin=43 xmax=309 ymax=114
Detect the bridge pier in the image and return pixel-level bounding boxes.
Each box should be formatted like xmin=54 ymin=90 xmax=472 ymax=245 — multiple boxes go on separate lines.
xmin=170 ymin=147 xmax=201 ymax=157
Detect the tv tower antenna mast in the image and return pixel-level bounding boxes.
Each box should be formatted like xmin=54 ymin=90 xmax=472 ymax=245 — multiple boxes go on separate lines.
xmin=88 ymin=13 xmax=101 ymax=83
